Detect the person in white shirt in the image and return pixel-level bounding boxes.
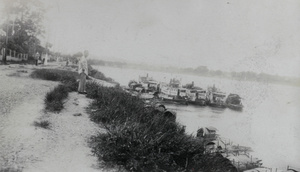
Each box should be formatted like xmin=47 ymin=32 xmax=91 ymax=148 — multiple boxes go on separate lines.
xmin=78 ymin=50 xmax=89 ymax=94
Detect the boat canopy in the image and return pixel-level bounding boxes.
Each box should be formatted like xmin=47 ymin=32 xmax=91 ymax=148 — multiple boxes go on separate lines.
xmin=206 ymin=126 xmax=217 ymax=132
xmin=228 ymin=93 xmax=242 ymax=99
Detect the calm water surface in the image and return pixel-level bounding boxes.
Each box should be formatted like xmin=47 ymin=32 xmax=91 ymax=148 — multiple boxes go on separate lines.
xmin=95 ymin=65 xmax=300 ymax=169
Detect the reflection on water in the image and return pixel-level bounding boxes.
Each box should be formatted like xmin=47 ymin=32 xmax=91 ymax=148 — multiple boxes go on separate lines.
xmin=210 ymin=107 xmax=227 ymax=114
xmin=95 ymin=65 xmax=300 ymax=169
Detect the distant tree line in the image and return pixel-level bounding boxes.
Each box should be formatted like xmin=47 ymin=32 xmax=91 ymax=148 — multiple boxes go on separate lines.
xmin=88 ymin=59 xmax=127 ymax=68
xmin=88 ymin=59 xmax=300 ymax=87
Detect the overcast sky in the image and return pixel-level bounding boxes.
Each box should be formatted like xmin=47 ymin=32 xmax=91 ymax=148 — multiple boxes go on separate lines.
xmin=2 ymin=0 xmax=300 ymax=77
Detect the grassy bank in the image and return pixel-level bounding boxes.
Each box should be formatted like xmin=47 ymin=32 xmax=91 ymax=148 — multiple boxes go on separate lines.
xmin=86 ymin=81 xmax=237 ymax=172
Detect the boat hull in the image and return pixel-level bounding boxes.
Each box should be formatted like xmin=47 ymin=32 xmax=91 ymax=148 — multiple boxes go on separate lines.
xmin=227 ymin=104 xmax=243 ymax=111
xmin=188 ymin=99 xmax=207 ymax=106
xmin=207 ymin=102 xmax=227 ymax=108
xmin=161 ymin=97 xmax=188 ymax=105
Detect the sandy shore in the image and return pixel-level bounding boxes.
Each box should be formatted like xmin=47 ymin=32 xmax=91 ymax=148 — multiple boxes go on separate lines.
xmin=0 ymin=63 xmax=120 ymax=172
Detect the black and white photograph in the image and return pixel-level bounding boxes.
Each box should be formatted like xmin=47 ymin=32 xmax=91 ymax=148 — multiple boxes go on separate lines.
xmin=0 ymin=0 xmax=299 ymax=171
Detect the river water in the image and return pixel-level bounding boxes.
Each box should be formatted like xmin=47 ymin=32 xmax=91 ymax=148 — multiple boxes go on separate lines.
xmin=94 ymin=65 xmax=300 ymax=170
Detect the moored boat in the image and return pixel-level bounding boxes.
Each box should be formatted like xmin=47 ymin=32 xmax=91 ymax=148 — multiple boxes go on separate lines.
xmin=225 ymin=93 xmax=243 ymax=111
xmin=158 ymin=78 xmax=188 ymax=105
xmin=138 ymin=74 xmax=159 ymax=93
xmin=187 ymin=88 xmax=207 ymax=106
xmin=207 ymin=88 xmax=227 ymax=108
xmin=127 ymin=74 xmax=160 ymax=99
xmin=159 ymin=87 xmax=188 ymax=105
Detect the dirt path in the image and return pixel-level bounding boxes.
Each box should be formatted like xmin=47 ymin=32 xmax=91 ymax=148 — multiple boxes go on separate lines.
xmin=0 ymin=64 xmax=120 ymax=172
xmin=24 ymin=93 xmax=106 ymax=172
xmin=0 ymin=65 xmax=58 ymax=170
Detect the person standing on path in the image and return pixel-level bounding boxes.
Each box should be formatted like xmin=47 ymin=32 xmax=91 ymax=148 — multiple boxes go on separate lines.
xmin=78 ymin=50 xmax=89 ymax=94
xmin=35 ymin=52 xmax=40 ymax=66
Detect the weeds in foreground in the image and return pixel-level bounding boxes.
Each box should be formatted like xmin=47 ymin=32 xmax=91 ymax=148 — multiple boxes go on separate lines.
xmin=33 ymin=120 xmax=51 ymax=129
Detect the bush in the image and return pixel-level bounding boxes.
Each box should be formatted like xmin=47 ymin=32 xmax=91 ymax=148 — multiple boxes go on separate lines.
xmin=45 ymin=84 xmax=69 ymax=112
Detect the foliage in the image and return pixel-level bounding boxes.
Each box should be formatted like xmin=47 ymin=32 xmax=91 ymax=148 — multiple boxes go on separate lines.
xmin=0 ymin=0 xmax=45 ymax=58
xmin=44 ymin=84 xmax=69 ymax=112
xmin=86 ymin=82 xmax=237 ymax=172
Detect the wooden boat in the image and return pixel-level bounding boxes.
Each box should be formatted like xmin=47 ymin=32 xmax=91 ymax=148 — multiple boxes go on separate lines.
xmin=225 ymin=93 xmax=243 ymax=111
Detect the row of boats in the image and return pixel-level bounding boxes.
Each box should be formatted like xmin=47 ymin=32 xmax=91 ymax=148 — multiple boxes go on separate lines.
xmin=125 ymin=74 xmax=244 ymax=111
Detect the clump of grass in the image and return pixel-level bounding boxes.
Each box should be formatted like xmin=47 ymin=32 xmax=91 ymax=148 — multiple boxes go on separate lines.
xmin=86 ymin=82 xmax=237 ymax=172
xmin=45 ymin=84 xmax=69 ymax=112
xmin=34 ymin=120 xmax=51 ymax=129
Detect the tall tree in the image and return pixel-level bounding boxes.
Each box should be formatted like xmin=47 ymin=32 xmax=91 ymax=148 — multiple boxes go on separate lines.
xmin=0 ymin=0 xmax=45 ymax=63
